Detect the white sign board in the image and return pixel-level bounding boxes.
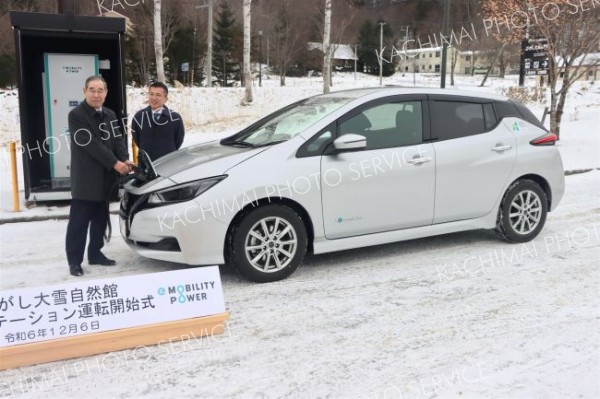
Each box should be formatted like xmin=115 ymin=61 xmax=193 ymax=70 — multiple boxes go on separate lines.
xmin=0 ymin=267 xmax=225 ymax=348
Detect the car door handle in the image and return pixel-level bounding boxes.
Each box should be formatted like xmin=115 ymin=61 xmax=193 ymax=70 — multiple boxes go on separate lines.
xmin=407 ymin=157 xmax=431 ymax=165
xmin=492 ymin=145 xmax=512 ymax=152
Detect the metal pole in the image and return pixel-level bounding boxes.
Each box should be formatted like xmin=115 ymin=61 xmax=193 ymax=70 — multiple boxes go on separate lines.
xmin=354 ymin=44 xmax=357 ymax=80
xmin=9 ymin=141 xmax=20 ymax=212
xmin=440 ymin=0 xmax=450 ymax=88
xmin=378 ymin=21 xmax=385 ymax=86
xmin=259 ymin=30 xmax=262 ymax=87
xmin=519 ymin=37 xmax=527 ymax=87
xmin=132 ymin=140 xmax=138 ymax=165
xmin=520 ymin=2 xmax=531 ymax=87
xmin=413 ymin=56 xmax=416 ymax=86
xmin=207 ymin=0 xmax=213 ymax=87
xmin=195 ymin=0 xmax=213 ymax=87
xmin=191 ymin=26 xmax=196 ymax=86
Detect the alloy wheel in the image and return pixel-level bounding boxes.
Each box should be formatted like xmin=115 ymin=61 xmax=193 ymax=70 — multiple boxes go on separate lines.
xmin=244 ymin=216 xmax=298 ymax=273
xmin=508 ymin=189 xmax=542 ymax=235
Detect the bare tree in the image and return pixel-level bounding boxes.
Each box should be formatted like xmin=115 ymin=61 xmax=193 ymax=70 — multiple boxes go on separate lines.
xmin=161 ymin=1 xmax=181 ymax=56
xmin=481 ymin=0 xmax=600 ymax=138
xmin=479 ymin=43 xmax=506 ymax=87
xmin=126 ymin=2 xmax=155 ymax=85
xmin=331 ymin=2 xmax=359 ymax=61
xmin=243 ymin=0 xmax=253 ymax=103
xmin=323 ymin=0 xmax=332 ymax=93
xmin=450 ymin=48 xmax=458 ymax=86
xmin=153 ymin=0 xmax=166 ymax=82
xmin=497 ymin=43 xmax=520 ymax=78
xmin=273 ymin=5 xmax=301 ymax=86
xmin=541 ymin=8 xmax=600 ymax=138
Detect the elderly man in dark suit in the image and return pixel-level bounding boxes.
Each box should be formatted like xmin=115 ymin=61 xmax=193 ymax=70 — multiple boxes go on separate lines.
xmin=65 ymin=75 xmax=134 ymax=277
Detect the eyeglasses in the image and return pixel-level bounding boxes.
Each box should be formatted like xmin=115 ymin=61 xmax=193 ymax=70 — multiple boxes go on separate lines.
xmin=87 ymin=88 xmax=106 ymax=94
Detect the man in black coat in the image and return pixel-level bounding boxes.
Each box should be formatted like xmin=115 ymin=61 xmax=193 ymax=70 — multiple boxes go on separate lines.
xmin=131 ymin=81 xmax=185 ymax=161
xmin=65 ymin=75 xmax=134 ymax=277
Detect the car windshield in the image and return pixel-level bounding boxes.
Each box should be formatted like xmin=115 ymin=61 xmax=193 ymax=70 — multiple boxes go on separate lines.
xmin=224 ymin=96 xmax=353 ymax=147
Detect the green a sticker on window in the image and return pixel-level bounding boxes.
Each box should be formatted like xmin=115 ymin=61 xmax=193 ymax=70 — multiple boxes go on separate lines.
xmin=512 ymin=121 xmax=521 ymax=132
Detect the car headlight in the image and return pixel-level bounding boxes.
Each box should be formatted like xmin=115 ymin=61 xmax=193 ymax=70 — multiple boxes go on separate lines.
xmin=148 ymin=176 xmax=227 ymax=205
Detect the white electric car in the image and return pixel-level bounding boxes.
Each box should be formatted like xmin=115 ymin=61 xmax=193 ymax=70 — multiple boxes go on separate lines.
xmin=120 ymin=88 xmax=565 ymax=282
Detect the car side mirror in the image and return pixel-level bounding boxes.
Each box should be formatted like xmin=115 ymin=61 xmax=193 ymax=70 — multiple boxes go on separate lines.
xmin=332 ymin=134 xmax=367 ymax=152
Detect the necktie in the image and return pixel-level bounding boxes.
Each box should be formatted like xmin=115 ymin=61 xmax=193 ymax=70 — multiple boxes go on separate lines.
xmin=153 ymin=111 xmax=161 ymax=123
xmin=94 ymin=111 xmax=103 ymax=120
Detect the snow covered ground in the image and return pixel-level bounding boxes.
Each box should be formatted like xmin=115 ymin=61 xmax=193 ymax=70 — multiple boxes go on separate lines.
xmin=0 ymin=73 xmax=599 ymax=398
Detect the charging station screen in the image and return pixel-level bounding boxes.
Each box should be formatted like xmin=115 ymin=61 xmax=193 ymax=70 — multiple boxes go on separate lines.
xmin=43 ymin=53 xmax=99 ymax=188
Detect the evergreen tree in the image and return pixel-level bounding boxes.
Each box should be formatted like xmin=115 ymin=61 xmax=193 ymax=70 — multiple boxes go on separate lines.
xmin=168 ymin=25 xmax=204 ymax=86
xmin=357 ymin=19 xmax=395 ymax=77
xmin=0 ymin=54 xmax=16 ymax=88
xmin=212 ymin=2 xmax=241 ymax=86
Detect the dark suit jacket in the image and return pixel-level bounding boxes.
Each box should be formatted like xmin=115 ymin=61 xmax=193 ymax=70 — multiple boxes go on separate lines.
xmin=68 ymin=101 xmax=129 ymax=201
xmin=131 ymin=105 xmax=185 ymax=161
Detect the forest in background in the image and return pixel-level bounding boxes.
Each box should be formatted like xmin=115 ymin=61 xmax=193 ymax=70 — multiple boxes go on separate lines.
xmin=1 ymin=0 xmax=491 ymax=87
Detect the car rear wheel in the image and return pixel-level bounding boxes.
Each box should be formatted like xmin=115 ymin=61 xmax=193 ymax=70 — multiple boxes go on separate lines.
xmin=228 ymin=204 xmax=308 ymax=282
xmin=496 ymin=179 xmax=548 ymax=243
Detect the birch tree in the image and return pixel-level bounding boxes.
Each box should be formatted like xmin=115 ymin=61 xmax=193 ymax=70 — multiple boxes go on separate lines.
xmin=153 ymin=0 xmax=166 ymax=82
xmin=243 ymin=0 xmax=253 ymax=103
xmin=322 ymin=0 xmax=332 ymax=94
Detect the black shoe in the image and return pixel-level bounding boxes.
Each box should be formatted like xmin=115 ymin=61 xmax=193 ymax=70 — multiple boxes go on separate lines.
xmin=89 ymin=255 xmax=116 ymax=266
xmin=70 ymin=265 xmax=84 ymax=277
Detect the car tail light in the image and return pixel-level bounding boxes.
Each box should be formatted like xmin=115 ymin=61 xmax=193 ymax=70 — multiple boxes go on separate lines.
xmin=530 ymin=133 xmax=558 ymax=146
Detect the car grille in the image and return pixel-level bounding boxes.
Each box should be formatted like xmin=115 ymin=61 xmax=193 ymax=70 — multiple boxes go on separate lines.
xmin=120 ymin=191 xmax=149 ymax=221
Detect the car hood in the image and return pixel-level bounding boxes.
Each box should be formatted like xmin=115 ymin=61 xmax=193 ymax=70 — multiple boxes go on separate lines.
xmin=152 ymin=141 xmax=265 ymax=183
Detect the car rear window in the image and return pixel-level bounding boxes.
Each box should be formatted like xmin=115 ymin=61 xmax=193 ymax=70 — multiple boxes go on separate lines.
xmin=513 ymin=101 xmax=547 ymax=131
xmin=494 ymin=101 xmax=521 ymax=119
xmin=495 ymin=100 xmax=546 ymax=131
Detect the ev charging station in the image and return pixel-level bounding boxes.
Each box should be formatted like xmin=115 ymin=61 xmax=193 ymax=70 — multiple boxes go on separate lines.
xmin=10 ymin=10 xmax=127 ymax=201
xmin=43 ymin=53 xmax=99 ymax=190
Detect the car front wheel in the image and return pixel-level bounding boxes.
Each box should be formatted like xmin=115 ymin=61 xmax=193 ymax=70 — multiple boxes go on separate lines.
xmin=496 ymin=179 xmax=548 ymax=243
xmin=228 ymin=204 xmax=308 ymax=282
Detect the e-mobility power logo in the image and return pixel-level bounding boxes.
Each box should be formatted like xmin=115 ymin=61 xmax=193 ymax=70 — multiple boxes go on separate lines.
xmin=158 ymin=281 xmax=216 ymax=305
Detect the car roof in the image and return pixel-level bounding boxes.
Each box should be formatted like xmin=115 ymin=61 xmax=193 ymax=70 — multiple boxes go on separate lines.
xmin=321 ymin=87 xmax=509 ymax=102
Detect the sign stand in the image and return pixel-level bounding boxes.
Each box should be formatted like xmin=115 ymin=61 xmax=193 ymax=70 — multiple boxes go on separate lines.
xmin=0 ymin=312 xmax=229 ymax=370
xmin=0 ymin=267 xmax=228 ymax=370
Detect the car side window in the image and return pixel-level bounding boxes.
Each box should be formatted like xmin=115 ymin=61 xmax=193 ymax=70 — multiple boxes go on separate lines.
xmin=296 ymin=123 xmax=335 ymax=158
xmin=483 ymin=103 xmax=497 ymax=130
xmin=432 ymin=101 xmax=486 ymax=141
xmin=339 ymin=101 xmax=423 ymax=150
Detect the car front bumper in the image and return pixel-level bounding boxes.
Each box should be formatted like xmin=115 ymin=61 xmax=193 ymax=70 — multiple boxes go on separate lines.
xmin=120 ymin=192 xmax=228 ymax=265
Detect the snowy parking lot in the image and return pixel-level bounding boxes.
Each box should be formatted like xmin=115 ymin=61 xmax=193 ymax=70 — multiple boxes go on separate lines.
xmin=1 ymin=75 xmax=599 ymax=398
xmin=0 ymin=168 xmax=598 ymax=398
